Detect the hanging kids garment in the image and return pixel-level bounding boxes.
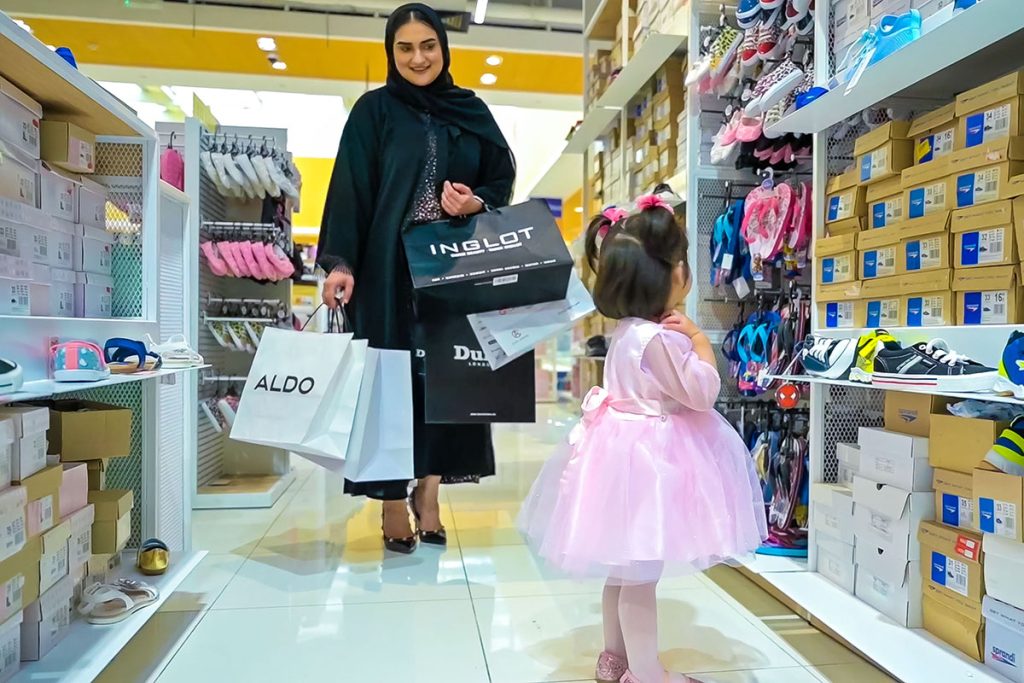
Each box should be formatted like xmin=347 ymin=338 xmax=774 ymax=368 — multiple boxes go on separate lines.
xmin=519 ymin=318 xmax=768 ymax=583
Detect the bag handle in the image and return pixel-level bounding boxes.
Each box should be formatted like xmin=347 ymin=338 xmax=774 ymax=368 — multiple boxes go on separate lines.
xmin=301 ymin=299 xmax=352 ymax=334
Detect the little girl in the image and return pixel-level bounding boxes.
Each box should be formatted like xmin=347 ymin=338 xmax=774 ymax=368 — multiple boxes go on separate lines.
xmin=518 ymin=196 xmax=768 ymax=683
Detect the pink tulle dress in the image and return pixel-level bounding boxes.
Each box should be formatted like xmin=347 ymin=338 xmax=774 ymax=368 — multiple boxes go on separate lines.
xmin=518 ymin=318 xmax=768 ymax=584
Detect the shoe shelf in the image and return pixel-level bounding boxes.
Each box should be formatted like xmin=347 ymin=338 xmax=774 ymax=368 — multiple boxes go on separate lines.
xmin=13 ymin=550 xmax=207 ymax=683
xmin=808 ymin=324 xmax=1017 ymax=370
xmin=743 ymin=570 xmax=1004 ymax=683
xmin=584 ymin=0 xmax=622 ymax=40
xmin=766 ymin=0 xmax=1024 ymax=136
xmin=520 ymin=152 xmax=583 ymax=205
xmin=1 ymin=365 xmax=209 ymax=406
xmin=771 ymin=373 xmax=1024 ymax=406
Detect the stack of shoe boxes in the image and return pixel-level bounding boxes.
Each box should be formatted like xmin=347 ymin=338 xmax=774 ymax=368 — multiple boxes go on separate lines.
xmin=651 ymin=58 xmax=684 ymax=181
xmin=811 ymin=455 xmax=857 ymax=593
xmin=851 ymin=419 xmax=934 ymax=627
xmin=0 ymin=66 xmax=110 ymax=319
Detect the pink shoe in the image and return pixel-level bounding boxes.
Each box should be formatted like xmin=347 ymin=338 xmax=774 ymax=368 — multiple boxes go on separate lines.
xmin=620 ymin=671 xmax=698 ymax=683
xmin=597 ymin=651 xmax=628 ymax=683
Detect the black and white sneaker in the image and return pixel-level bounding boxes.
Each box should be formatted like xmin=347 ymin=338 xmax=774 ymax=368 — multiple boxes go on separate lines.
xmin=0 ymin=358 xmax=22 ymax=393
xmin=871 ymin=338 xmax=999 ymax=392
xmin=800 ymin=335 xmax=858 ymax=379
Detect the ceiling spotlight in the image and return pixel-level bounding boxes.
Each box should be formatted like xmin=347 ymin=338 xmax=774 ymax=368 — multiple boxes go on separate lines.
xmin=473 ymin=0 xmax=488 ymax=24
xmin=486 ymin=55 xmax=503 ymax=67
xmin=480 ymin=73 xmax=497 ymax=86
xmin=574 ymin=206 xmax=583 ymax=213
xmin=272 ymin=61 xmax=288 ymax=71
xmin=257 ymin=36 xmax=277 ymax=52
xmin=13 ymin=19 xmax=32 ymax=34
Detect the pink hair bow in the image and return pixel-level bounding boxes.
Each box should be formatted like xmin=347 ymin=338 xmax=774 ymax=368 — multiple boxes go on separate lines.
xmin=598 ymin=207 xmax=628 ymax=238
xmin=636 ymin=194 xmax=673 ymax=213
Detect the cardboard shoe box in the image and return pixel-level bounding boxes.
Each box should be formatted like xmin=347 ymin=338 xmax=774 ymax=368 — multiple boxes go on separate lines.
xmin=74 ymin=271 xmax=113 ymax=318
xmin=817 ymin=282 xmax=866 ymax=330
xmin=88 ymin=489 xmax=133 ymax=554
xmin=0 ymin=420 xmax=10 ymax=492
xmin=899 ymin=211 xmax=952 ymax=274
xmin=57 ymin=463 xmax=87 ymax=519
xmin=900 ymin=268 xmax=954 ymax=327
xmin=66 ymin=504 xmax=94 ymax=567
xmin=854 ymin=541 xmax=922 ymax=627
xmin=39 ymin=121 xmax=95 ymax=175
xmin=983 ymin=596 xmax=1024 ymax=680
xmin=925 ymin=583 xmax=985 ymax=662
xmin=0 ymin=146 xmax=38 ymax=209
xmin=955 ymin=161 xmax=1024 ymax=209
xmin=816 ymin=233 xmax=857 ymax=286
xmin=935 ymin=469 xmax=976 ymax=531
xmin=0 ymin=613 xmax=22 ymax=683
xmin=920 ymin=522 xmax=985 ymax=661
xmin=909 ymin=102 xmax=957 ymax=166
xmin=38 ymin=163 xmax=75 ymax=223
xmin=22 ymin=466 xmax=61 ymax=537
xmin=953 ymin=201 xmax=1018 ymax=268
xmin=86 ymin=459 xmax=108 ymax=491
xmin=985 ymin=533 xmax=1024 ymax=611
xmin=826 ymin=172 xmax=867 ymax=223
xmin=817 ymin=535 xmax=856 ymax=594
xmin=857 ymin=225 xmax=900 ymax=280
xmin=837 ymin=442 xmax=861 ymax=487
xmin=884 ymin=391 xmax=951 ymax=437
xmin=20 ymin=571 xmax=73 ymax=662
xmin=0 ymin=537 xmax=41 ymax=629
xmin=44 ymin=400 xmax=132 ymax=462
xmin=853 ymin=476 xmax=935 ymax=561
xmin=77 ymin=177 xmax=107 ymax=229
xmin=860 ymin=139 xmax=915 ymax=185
xmin=857 ymin=427 xmax=932 ymax=491
xmin=904 ymin=177 xmax=953 ymax=221
xmin=975 ymin=464 xmax=1024 ymax=541
xmin=931 ymin=413 xmax=1010 ymax=474
xmin=955 ymin=68 xmax=1024 ymax=149
xmin=0 ymin=488 xmax=26 ymax=565
xmin=861 ymin=276 xmax=904 ymax=328
xmin=867 ymin=176 xmax=905 ymax=229
xmin=0 ymin=75 xmax=41 ymax=159
xmin=38 ymin=520 xmax=69 ymax=594
xmin=811 ymin=483 xmax=855 ymax=545
xmin=954 ymin=264 xmax=1024 ymax=325
xmin=72 ymin=224 xmax=113 ymax=276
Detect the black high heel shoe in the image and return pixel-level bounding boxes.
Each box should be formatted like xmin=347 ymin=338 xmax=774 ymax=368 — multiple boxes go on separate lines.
xmin=409 ymin=489 xmax=447 ymax=547
xmin=381 ymin=509 xmax=417 ymax=554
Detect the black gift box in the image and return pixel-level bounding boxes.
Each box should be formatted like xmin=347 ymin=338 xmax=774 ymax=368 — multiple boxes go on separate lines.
xmin=419 ymin=314 xmax=535 ymax=424
xmin=403 ymin=199 xmax=573 ymax=314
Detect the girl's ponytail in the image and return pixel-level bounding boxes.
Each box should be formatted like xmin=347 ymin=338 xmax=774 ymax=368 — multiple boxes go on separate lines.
xmin=584 ymin=214 xmax=612 ymax=273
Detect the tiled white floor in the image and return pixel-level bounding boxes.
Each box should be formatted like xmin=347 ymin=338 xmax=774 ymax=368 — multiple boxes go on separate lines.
xmin=98 ymin=407 xmax=894 ymax=683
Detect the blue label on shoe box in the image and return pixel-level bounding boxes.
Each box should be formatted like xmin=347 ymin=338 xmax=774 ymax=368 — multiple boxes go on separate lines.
xmin=862 ymin=250 xmax=878 ymax=279
xmin=943 ymin=493 xmax=963 ymax=527
xmin=958 ymin=172 xmax=977 ymax=207
xmin=961 ymin=231 xmax=981 ymax=266
xmin=980 ymin=496 xmax=996 ymax=533
xmin=825 ymin=302 xmax=839 ymax=328
xmin=931 ymin=551 xmax=949 ymax=587
xmin=966 ymin=112 xmax=985 ymax=148
xmin=907 ymin=297 xmax=923 ymax=326
xmin=872 ymin=201 xmax=887 ymax=229
xmin=822 ymin=257 xmax=836 ymax=284
xmin=866 ymin=300 xmax=881 ymax=327
xmin=909 ymin=187 xmax=927 ymax=219
xmin=905 ymin=240 xmax=922 ymax=271
xmin=828 ymin=196 xmax=841 ymax=221
xmin=964 ymin=291 xmax=983 ymax=325
xmin=861 ymin=154 xmax=873 ymax=182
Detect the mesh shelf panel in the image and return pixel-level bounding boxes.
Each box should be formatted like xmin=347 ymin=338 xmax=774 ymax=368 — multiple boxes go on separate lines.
xmin=821 ymin=384 xmax=884 ymax=483
xmin=63 ymin=383 xmax=144 ymax=548
xmin=96 ymin=141 xmax=145 ymax=318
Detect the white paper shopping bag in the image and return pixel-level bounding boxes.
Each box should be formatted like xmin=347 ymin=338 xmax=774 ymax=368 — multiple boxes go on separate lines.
xmin=344 ymin=348 xmax=415 ymax=482
xmin=230 ymin=328 xmax=367 ymax=461
xmin=467 ymin=271 xmax=595 ymax=369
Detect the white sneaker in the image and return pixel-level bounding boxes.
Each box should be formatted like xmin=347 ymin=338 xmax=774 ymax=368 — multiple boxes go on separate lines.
xmin=146 ymin=335 xmax=204 ymax=368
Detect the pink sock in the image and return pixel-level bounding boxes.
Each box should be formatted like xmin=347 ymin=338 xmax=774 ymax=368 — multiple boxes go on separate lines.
xmin=619 ymin=582 xmax=663 ymax=682
xmin=603 ymin=581 xmax=626 ymax=659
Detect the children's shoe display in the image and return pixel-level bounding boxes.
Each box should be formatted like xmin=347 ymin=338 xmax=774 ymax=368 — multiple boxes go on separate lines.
xmin=736 ymin=0 xmax=763 ymax=29
xmin=51 ymin=341 xmax=110 ymax=383
xmin=145 ymin=334 xmax=205 ymax=368
xmin=986 ymin=416 xmax=1024 ymax=477
xmin=0 ymin=358 xmax=23 ymax=393
xmin=800 ymin=335 xmax=857 ymax=379
xmin=994 ymin=330 xmax=1024 ymax=398
xmin=871 ymin=338 xmax=999 ymax=392
xmin=849 ymin=328 xmax=897 ymax=383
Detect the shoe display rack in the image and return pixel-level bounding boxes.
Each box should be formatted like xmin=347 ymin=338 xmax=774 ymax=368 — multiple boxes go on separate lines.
xmin=159 ymin=119 xmax=297 ymax=510
xmin=0 ymin=13 xmax=205 ymax=682
xmin=737 ymin=1 xmax=1024 ymax=682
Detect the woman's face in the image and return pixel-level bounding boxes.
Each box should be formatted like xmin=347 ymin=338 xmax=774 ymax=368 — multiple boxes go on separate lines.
xmin=393 ymin=20 xmax=443 ymax=87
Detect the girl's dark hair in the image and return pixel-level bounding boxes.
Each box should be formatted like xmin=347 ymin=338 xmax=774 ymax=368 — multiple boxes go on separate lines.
xmin=584 ymin=206 xmax=689 ymax=321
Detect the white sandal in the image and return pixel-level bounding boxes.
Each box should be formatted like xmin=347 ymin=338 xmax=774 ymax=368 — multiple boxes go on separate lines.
xmin=145 ymin=334 xmax=204 ymax=368
xmin=78 ymin=578 xmax=159 ymax=624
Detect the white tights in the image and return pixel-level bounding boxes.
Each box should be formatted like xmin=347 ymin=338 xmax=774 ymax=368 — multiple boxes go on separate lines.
xmin=603 ymin=580 xmax=665 ymax=682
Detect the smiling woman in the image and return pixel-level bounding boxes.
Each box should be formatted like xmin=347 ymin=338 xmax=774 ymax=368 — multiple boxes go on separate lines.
xmin=316 ymin=3 xmax=516 ymax=554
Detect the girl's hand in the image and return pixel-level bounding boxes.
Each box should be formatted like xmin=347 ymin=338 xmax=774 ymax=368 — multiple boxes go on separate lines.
xmin=322 ymin=270 xmax=355 ymax=308
xmin=442 ymin=181 xmax=483 ymax=216
xmin=661 ymin=310 xmax=702 ymax=339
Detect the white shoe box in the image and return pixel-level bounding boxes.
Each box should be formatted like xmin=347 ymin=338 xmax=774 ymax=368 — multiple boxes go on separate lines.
xmin=72 ymin=224 xmax=113 ymax=276
xmin=817 ymin=535 xmax=857 ymax=594
xmin=812 ymin=483 xmax=856 ymax=545
xmin=0 ymin=145 xmax=37 ymax=210
xmin=11 ymin=432 xmax=45 ymax=483
xmin=28 ymin=264 xmax=74 ymax=318
xmin=76 ymin=177 xmax=107 ymax=229
xmin=855 ymin=541 xmax=923 ymax=626
xmin=0 ymin=420 xmax=11 ymax=492
xmin=871 ymin=0 xmax=912 ymax=19
xmin=857 ymin=427 xmax=933 ymax=491
xmin=914 ymin=0 xmax=954 ymax=22
xmin=837 ymin=442 xmax=861 ymax=486
xmin=38 ymin=162 xmax=75 ymax=222
xmin=853 ymin=475 xmax=935 ymax=563
xmin=984 ymin=534 xmax=1024 ymax=611
xmin=0 ymin=407 xmax=48 ymax=439
xmin=0 ymin=75 xmax=40 ymax=160
xmin=0 ymin=612 xmax=22 ymax=683
xmin=20 ymin=571 xmax=73 ymax=662
xmin=74 ymin=272 xmax=113 ymax=318
xmin=984 ymin=596 xmax=1024 ymax=682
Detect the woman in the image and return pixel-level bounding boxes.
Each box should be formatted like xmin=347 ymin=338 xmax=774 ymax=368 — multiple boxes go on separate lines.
xmin=317 ymin=3 xmax=516 ymax=553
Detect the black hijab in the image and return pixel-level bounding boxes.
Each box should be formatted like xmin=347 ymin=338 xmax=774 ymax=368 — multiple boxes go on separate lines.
xmin=384 ymin=3 xmax=510 ymax=151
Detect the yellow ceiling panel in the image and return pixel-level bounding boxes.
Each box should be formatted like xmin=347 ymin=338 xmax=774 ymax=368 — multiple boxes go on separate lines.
xmin=24 ymin=17 xmax=583 ymax=96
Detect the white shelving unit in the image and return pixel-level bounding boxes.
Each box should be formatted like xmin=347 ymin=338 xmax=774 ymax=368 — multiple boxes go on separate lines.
xmin=0 ymin=12 xmax=202 ymax=680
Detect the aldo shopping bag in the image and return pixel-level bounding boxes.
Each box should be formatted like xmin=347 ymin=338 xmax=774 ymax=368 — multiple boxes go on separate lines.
xmin=230 ymin=327 xmax=367 ymax=461
xmin=403 ymin=198 xmax=573 ymax=314
xmin=344 ymin=348 xmax=415 ymax=482
xmin=421 ymin=313 xmax=535 ymax=424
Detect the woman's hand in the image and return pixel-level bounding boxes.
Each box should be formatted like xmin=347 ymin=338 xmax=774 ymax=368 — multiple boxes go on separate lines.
xmin=441 ymin=181 xmax=483 ymax=217
xmin=661 ymin=310 xmax=702 ymax=339
xmin=322 ymin=270 xmax=355 ymax=309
